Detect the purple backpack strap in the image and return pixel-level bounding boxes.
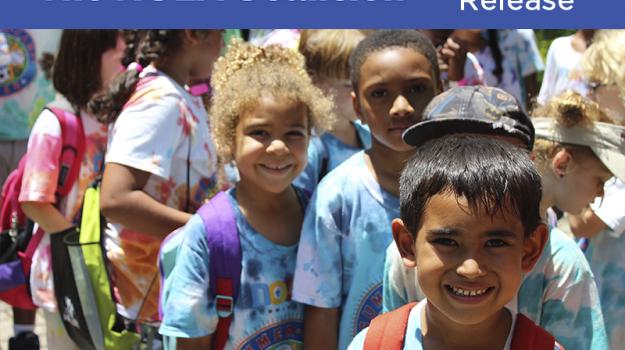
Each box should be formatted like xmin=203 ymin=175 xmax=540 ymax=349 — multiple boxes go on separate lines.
xmin=197 ymin=191 xmax=241 ymax=350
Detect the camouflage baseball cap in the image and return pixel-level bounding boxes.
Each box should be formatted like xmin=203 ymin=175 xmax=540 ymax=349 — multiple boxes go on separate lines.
xmin=402 ymin=86 xmax=535 ymax=150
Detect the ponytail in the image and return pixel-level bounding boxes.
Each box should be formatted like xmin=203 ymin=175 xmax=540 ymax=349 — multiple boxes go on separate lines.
xmin=487 ymin=30 xmax=504 ymax=84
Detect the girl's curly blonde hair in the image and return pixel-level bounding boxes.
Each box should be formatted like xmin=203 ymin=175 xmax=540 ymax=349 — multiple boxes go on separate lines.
xmin=580 ymin=30 xmax=625 ymax=108
xmin=211 ymin=39 xmax=336 ymax=161
xmin=532 ymin=90 xmax=612 ymax=168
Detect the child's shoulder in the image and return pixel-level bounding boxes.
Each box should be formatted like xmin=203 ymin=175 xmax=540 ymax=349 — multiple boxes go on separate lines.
xmin=317 ymin=151 xmax=366 ymax=185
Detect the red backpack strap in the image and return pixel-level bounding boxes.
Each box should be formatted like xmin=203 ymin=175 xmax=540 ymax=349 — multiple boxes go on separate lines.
xmin=46 ymin=107 xmax=86 ymax=198
xmin=364 ymin=302 xmax=417 ymax=350
xmin=196 ymin=191 xmax=241 ymax=350
xmin=511 ymin=313 xmax=556 ymax=350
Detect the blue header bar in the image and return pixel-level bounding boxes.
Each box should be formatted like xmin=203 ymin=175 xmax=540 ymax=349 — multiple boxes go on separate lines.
xmin=2 ymin=0 xmax=624 ymax=28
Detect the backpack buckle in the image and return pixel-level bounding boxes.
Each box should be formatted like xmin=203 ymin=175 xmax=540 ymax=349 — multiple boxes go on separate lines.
xmin=215 ymin=295 xmax=234 ymax=318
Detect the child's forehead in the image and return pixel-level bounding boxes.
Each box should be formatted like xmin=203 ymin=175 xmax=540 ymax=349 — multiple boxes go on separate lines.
xmin=359 ymin=47 xmax=434 ymax=83
xmin=419 ymin=192 xmax=525 ymax=233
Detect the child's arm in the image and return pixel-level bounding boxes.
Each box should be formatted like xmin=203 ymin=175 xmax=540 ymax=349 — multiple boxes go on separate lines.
xmin=100 ymin=162 xmax=192 ymax=238
xmin=177 ymin=335 xmax=212 ymax=350
xmin=304 ymin=305 xmax=339 ymax=350
xmin=21 ymin=202 xmax=73 ymax=233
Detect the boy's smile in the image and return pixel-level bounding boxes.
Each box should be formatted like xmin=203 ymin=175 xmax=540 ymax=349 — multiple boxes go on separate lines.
xmin=353 ymin=47 xmax=438 ymax=153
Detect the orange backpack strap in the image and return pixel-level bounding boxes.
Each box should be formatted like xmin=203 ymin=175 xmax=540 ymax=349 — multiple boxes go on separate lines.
xmin=511 ymin=313 xmax=556 ymax=350
xmin=364 ymin=302 xmax=417 ymax=350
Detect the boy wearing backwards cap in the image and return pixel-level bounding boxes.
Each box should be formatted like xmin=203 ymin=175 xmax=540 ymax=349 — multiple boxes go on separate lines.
xmin=384 ymin=86 xmax=614 ymax=350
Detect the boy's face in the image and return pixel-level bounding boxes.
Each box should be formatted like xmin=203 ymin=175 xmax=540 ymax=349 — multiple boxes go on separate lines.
xmin=352 ymin=47 xmax=438 ymax=153
xmin=392 ymin=192 xmax=547 ymax=327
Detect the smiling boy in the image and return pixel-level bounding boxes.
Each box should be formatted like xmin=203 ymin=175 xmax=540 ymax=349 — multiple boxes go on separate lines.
xmin=349 ymin=135 xmax=562 ymax=350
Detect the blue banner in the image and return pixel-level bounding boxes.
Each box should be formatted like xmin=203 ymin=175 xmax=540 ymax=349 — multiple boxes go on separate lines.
xmin=1 ymin=0 xmax=624 ymax=28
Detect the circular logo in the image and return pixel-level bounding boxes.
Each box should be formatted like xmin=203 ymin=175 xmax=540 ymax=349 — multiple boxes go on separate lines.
xmin=353 ymin=283 xmax=383 ymax=336
xmin=0 ymin=29 xmax=36 ymax=97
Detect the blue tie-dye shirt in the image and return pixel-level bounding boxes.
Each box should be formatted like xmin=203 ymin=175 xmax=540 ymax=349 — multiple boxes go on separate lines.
xmin=383 ymin=215 xmax=608 ymax=350
xmin=348 ymin=300 xmax=565 ymax=350
xmin=294 ymin=120 xmax=371 ymax=193
xmin=159 ymin=188 xmax=307 ymax=350
xmin=584 ymin=177 xmax=625 ymax=349
xmin=292 ymin=151 xmax=399 ymax=350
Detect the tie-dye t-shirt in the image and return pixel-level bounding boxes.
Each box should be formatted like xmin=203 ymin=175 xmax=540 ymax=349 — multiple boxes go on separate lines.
xmin=104 ymin=65 xmax=219 ymax=321
xmin=348 ymin=300 xmax=565 ymax=350
xmin=19 ymin=103 xmax=108 ymax=312
xmin=294 ymin=121 xmax=371 ymax=193
xmin=383 ymin=217 xmax=608 ymax=350
xmin=584 ymin=177 xmax=625 ymax=349
xmin=475 ymin=29 xmax=544 ymax=108
xmin=159 ymin=188 xmax=306 ymax=349
xmin=292 ymin=151 xmax=399 ymax=350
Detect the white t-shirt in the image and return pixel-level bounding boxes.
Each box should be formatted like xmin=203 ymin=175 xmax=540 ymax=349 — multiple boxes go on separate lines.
xmin=104 ymin=65 xmax=219 ymax=321
xmin=537 ymin=35 xmax=587 ymax=105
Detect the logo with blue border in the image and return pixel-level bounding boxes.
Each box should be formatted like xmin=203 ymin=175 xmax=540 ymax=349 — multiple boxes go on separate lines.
xmin=238 ymin=319 xmax=303 ymax=350
xmin=0 ymin=29 xmax=36 ymax=97
xmin=354 ymin=283 xmax=383 ymax=336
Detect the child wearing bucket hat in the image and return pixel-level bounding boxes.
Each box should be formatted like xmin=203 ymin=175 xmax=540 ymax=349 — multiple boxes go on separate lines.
xmin=533 ymin=89 xmax=625 ymax=350
xmin=384 ymin=86 xmax=610 ymax=350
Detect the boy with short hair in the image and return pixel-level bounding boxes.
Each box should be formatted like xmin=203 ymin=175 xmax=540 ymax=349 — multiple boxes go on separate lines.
xmin=349 ymin=134 xmax=562 ymax=350
xmin=292 ymin=30 xmax=441 ymax=350
xmin=383 ymin=86 xmax=608 ymax=350
xmin=295 ymin=29 xmax=372 ymax=191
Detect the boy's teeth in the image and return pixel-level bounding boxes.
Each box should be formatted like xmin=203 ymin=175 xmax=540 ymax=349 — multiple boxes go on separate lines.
xmin=451 ymin=286 xmax=488 ymax=297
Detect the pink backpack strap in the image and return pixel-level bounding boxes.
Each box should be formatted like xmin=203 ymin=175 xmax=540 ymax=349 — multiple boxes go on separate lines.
xmin=364 ymin=302 xmax=417 ymax=350
xmin=511 ymin=313 xmax=556 ymax=350
xmin=47 ymin=107 xmax=86 ymax=199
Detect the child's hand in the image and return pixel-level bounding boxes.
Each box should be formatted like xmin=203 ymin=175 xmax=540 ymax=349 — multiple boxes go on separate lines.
xmin=438 ymin=38 xmax=468 ymax=82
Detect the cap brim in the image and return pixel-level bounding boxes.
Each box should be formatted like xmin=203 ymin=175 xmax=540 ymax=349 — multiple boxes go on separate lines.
xmin=592 ymin=146 xmax=625 ymax=183
xmin=402 ymin=118 xmax=532 ymax=149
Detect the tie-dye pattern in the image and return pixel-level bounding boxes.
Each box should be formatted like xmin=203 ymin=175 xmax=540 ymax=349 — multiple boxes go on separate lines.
xmin=383 ymin=226 xmax=608 ymax=350
xmin=348 ymin=300 xmax=565 ymax=350
xmin=292 ymin=152 xmax=399 ymax=350
xmin=584 ymin=178 xmax=625 ymax=349
xmin=160 ymin=189 xmax=306 ymax=349
xmin=19 ymin=107 xmax=108 ymax=312
xmin=294 ymin=121 xmax=371 ymax=193
xmin=104 ymin=66 xmax=219 ymax=321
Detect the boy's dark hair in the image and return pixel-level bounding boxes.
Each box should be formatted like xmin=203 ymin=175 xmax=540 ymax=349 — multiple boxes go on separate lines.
xmin=52 ymin=30 xmax=120 ymax=110
xmin=349 ymin=30 xmax=439 ymax=93
xmin=399 ymin=134 xmax=542 ymax=237
xmin=89 ymin=29 xmax=216 ymax=124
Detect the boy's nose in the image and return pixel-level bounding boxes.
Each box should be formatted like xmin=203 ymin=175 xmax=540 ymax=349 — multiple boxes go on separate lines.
xmin=389 ymin=95 xmax=415 ymax=117
xmin=456 ymin=258 xmax=487 ymax=279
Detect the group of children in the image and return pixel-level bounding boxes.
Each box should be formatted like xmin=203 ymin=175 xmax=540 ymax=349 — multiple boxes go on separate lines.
xmin=2 ymin=28 xmax=625 ymax=350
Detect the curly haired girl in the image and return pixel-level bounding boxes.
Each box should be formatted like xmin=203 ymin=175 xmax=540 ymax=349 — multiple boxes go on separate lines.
xmin=159 ymin=39 xmax=334 ymax=350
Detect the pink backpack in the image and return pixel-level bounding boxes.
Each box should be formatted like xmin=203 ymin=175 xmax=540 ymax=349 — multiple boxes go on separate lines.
xmin=0 ymin=106 xmax=85 ymax=309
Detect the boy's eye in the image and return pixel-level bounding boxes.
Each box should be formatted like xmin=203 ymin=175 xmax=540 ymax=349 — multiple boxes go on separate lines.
xmin=370 ymin=89 xmax=388 ymax=98
xmin=408 ymin=84 xmax=427 ymax=94
xmin=432 ymin=238 xmax=458 ymax=247
xmin=286 ymin=130 xmax=306 ymax=138
xmin=485 ymin=239 xmax=507 ymax=248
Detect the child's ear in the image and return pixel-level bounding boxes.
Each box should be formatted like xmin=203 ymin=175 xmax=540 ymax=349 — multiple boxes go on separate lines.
xmin=521 ymin=223 xmax=548 ymax=272
xmin=392 ymin=218 xmax=417 ymax=268
xmin=351 ymin=91 xmax=364 ymax=123
xmin=551 ymin=148 xmax=572 ymax=178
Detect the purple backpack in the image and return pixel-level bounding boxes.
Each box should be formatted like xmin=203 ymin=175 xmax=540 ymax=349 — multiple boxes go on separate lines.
xmin=158 ymin=191 xmax=241 ymax=350
xmin=0 ymin=107 xmax=85 ymax=309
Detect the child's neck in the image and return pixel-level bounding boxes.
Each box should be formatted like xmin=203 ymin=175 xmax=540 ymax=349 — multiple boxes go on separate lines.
xmin=422 ymin=301 xmax=512 ymax=350
xmin=364 ymin=138 xmax=414 ymax=197
xmin=539 ymin=174 xmax=557 ymax=222
xmin=332 ymin=118 xmax=361 ymax=149
xmin=155 ymin=59 xmax=191 ymax=87
xmin=235 ymin=179 xmax=303 ymax=246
